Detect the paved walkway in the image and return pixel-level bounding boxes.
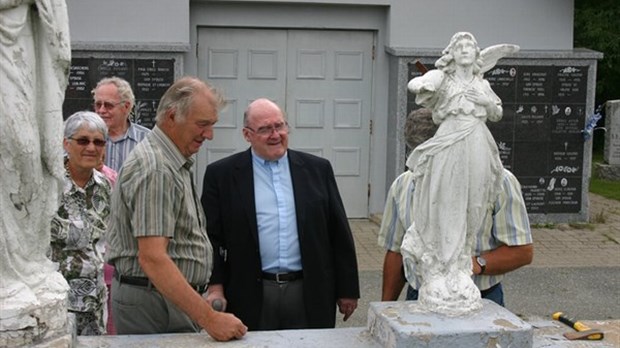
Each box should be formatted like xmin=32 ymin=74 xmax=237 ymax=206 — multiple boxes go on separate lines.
xmin=350 ymin=193 xmax=620 ymax=272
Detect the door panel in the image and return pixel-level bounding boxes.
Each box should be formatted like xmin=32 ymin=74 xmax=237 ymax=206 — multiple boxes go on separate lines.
xmin=196 ymin=27 xmax=373 ymax=217
xmin=196 ymin=28 xmax=287 ymax=180
xmin=286 ymin=30 xmax=373 ymax=217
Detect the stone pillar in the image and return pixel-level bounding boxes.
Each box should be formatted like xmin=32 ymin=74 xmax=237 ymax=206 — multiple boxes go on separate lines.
xmin=596 ymin=100 xmax=620 ymax=180
xmin=604 ymin=100 xmax=620 ymax=165
xmin=0 ymin=1 xmax=73 ymax=346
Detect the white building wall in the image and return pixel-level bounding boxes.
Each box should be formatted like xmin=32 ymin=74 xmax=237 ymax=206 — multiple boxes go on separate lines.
xmin=65 ymin=0 xmax=573 ymax=50
xmin=66 ymin=0 xmax=189 ymax=48
xmin=387 ymin=0 xmax=573 ymax=50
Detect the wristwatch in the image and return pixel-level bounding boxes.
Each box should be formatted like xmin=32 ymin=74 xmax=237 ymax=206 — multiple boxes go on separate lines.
xmin=476 ymin=256 xmax=487 ymax=275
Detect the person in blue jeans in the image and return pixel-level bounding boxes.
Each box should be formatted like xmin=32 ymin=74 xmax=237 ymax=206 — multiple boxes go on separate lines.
xmin=378 ymin=108 xmax=533 ymax=305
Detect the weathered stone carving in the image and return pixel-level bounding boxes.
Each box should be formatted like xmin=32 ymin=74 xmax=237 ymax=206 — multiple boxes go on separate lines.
xmin=0 ymin=0 xmax=72 ymax=345
xmin=402 ymin=32 xmax=518 ymax=316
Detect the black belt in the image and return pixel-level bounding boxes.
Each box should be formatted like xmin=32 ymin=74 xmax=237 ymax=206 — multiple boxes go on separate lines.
xmin=262 ymin=271 xmax=303 ymax=283
xmin=114 ymin=271 xmax=207 ymax=293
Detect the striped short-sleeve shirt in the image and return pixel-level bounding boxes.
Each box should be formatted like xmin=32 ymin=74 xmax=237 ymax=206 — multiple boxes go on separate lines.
xmin=377 ymin=168 xmax=532 ymax=290
xmin=105 ymin=122 xmax=150 ymax=172
xmin=107 ymin=126 xmax=212 ymax=285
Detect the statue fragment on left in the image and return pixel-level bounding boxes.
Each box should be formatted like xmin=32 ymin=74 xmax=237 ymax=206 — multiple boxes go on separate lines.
xmin=0 ymin=0 xmax=72 ymax=344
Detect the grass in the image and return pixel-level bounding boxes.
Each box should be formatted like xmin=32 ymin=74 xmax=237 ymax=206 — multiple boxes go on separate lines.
xmin=590 ymin=179 xmax=620 ymax=201
xmin=589 ymin=151 xmax=620 ymax=201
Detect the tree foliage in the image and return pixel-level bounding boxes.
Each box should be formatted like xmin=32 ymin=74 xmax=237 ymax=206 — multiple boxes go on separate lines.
xmin=574 ymin=0 xmax=620 ymax=105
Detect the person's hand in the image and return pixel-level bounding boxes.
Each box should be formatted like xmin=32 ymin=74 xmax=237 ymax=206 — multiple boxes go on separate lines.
xmin=203 ymin=311 xmax=247 ymax=341
xmin=337 ymin=298 xmax=358 ymax=321
xmin=204 ymin=284 xmax=227 ymax=312
xmin=199 ymin=284 xmax=245 ymax=340
xmin=471 ymin=256 xmax=482 ymax=275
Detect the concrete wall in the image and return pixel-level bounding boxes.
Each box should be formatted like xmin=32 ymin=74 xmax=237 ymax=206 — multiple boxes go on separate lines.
xmin=66 ymin=0 xmax=189 ymax=49
xmin=387 ymin=0 xmax=574 ymax=50
xmin=65 ymin=0 xmax=573 ymax=50
xmin=185 ymin=0 xmax=573 ymax=50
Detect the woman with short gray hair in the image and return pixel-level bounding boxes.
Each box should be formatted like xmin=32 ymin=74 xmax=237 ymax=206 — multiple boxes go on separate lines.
xmin=49 ymin=111 xmax=111 ymax=335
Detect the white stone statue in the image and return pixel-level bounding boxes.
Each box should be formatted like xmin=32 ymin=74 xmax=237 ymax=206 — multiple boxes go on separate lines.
xmin=401 ymin=32 xmax=519 ymax=316
xmin=0 ymin=0 xmax=72 ymax=343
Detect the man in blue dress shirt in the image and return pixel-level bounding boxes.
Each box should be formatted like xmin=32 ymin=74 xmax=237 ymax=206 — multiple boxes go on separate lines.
xmin=201 ymin=98 xmax=360 ymax=331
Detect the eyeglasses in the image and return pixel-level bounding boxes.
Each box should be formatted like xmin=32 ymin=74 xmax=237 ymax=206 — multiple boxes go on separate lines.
xmin=93 ymin=100 xmax=124 ymax=110
xmin=68 ymin=137 xmax=106 ymax=147
xmin=245 ymin=122 xmax=289 ymax=136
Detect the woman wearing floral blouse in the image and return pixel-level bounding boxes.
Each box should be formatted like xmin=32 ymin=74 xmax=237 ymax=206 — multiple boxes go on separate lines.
xmin=49 ymin=111 xmax=111 ymax=335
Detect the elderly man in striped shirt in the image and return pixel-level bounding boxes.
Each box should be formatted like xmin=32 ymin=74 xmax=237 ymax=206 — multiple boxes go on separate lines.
xmin=378 ymin=108 xmax=533 ymax=305
xmin=106 ymin=77 xmax=247 ymax=341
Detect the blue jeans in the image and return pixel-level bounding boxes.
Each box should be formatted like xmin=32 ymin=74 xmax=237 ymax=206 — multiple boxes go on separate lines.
xmin=405 ymin=283 xmax=504 ymax=306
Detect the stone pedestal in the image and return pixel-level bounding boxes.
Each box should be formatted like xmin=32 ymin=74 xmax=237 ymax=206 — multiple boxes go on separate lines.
xmin=368 ymin=299 xmax=533 ymax=348
xmin=604 ymin=100 xmax=620 ymax=166
xmin=598 ymin=100 xmax=620 ymax=181
xmin=0 ymin=273 xmax=73 ymax=347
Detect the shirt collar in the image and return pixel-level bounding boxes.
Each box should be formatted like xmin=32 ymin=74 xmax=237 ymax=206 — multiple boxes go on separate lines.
xmin=151 ymin=126 xmax=194 ymax=170
xmin=123 ymin=122 xmax=142 ymax=141
xmin=110 ymin=121 xmax=141 ymax=142
xmin=250 ymin=149 xmax=287 ymax=166
xmin=62 ymin=161 xmax=108 ymax=194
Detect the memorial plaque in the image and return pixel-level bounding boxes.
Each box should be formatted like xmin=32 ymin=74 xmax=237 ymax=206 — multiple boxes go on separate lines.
xmin=545 ymin=177 xmax=581 ymax=213
xmin=519 ymin=177 xmax=548 ymax=214
xmin=407 ymin=63 xmax=589 ymax=216
xmin=65 ymin=61 xmax=92 ymax=99
xmin=514 ymin=103 xmax=550 ymax=141
xmin=94 ymin=58 xmax=133 ymax=81
xmin=485 ymin=66 xmax=517 ymax=102
xmin=513 ymin=141 xmax=548 ymax=177
xmin=553 ymin=66 xmax=587 ymax=103
xmin=134 ymin=59 xmax=175 ymax=100
xmin=516 ymin=66 xmax=553 ymax=103
xmin=62 ymin=57 xmax=176 ymax=129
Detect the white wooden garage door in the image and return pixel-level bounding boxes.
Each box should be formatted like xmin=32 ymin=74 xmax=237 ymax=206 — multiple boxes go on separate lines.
xmin=195 ymin=28 xmax=374 ymax=218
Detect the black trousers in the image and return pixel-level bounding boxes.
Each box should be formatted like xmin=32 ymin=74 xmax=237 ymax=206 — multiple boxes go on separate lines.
xmin=258 ymin=279 xmax=308 ymax=330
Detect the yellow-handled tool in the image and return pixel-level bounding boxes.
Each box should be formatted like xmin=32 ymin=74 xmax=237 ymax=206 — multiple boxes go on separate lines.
xmin=552 ymin=312 xmax=604 ymax=340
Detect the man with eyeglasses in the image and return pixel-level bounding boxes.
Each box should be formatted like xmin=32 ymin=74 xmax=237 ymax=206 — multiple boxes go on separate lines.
xmin=106 ymin=77 xmax=247 ymax=340
xmin=92 ymin=76 xmax=150 ymax=172
xmin=201 ymin=98 xmax=360 ymax=331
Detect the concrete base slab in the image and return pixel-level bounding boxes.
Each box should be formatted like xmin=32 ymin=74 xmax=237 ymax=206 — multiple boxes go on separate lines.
xmin=77 ymin=327 xmax=381 ymax=348
xmin=367 ymin=299 xmax=533 ymax=348
xmin=73 ymin=318 xmax=619 ymax=347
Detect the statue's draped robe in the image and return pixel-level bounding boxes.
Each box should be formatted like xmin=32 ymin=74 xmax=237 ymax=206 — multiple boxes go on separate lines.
xmin=0 ymin=0 xmax=71 ymax=300
xmin=402 ymin=70 xmax=503 ymax=314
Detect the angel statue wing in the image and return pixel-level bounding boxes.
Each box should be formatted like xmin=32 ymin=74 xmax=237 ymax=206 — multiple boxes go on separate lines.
xmin=479 ymin=44 xmax=520 ymax=75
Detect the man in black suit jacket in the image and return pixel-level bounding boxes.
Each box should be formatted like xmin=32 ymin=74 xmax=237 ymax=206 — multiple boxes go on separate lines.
xmin=201 ymin=98 xmax=360 ymax=331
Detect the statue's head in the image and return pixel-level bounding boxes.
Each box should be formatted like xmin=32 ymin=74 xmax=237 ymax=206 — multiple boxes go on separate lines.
xmin=442 ymin=32 xmax=479 ymax=56
xmin=436 ymin=32 xmax=482 ymax=74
